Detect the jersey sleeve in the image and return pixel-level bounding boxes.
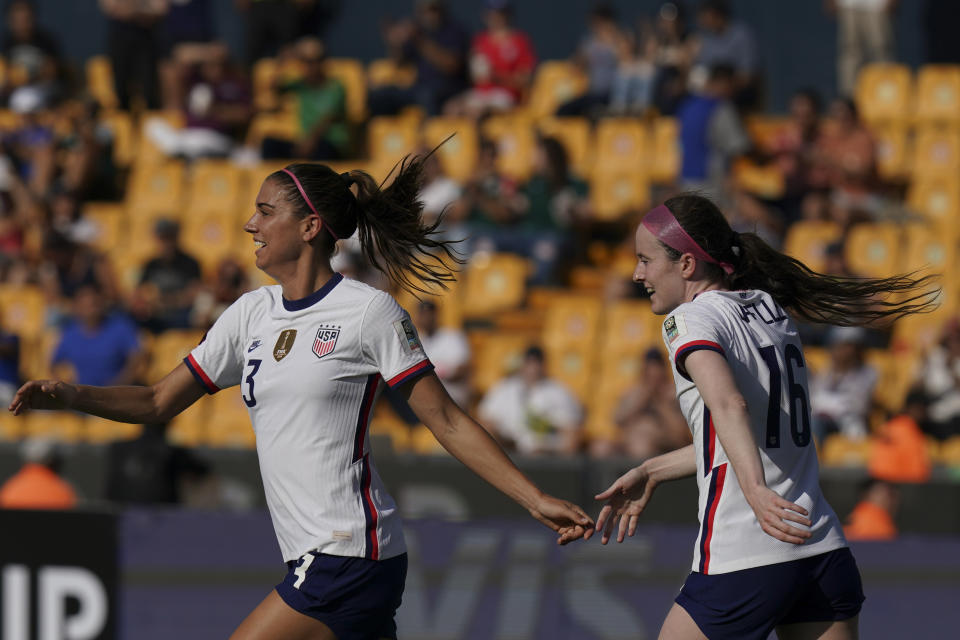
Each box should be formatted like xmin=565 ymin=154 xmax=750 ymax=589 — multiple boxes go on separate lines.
xmin=662 ymin=302 xmax=730 ymax=382
xmin=183 ymin=296 xmax=245 ymax=394
xmin=361 ymin=291 xmax=434 ymax=388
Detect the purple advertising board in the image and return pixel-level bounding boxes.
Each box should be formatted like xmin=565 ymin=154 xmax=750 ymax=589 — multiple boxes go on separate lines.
xmin=116 ymin=510 xmax=960 ymax=639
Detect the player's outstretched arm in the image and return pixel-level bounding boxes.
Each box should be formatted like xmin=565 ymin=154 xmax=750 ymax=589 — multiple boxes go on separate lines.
xmin=404 ymin=371 xmax=595 ymax=544
xmin=8 ymin=362 xmax=206 ymax=425
xmin=594 ymin=443 xmax=696 ymax=544
xmin=685 ymin=349 xmax=813 ymax=545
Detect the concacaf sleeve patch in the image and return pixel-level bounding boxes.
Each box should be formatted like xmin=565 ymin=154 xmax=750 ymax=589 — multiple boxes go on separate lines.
xmin=393 ymin=317 xmax=423 ymax=353
xmin=664 ymin=313 xmax=688 ymax=344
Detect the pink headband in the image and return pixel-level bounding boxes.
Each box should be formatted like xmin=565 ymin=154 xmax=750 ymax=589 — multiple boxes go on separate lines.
xmin=641 ymin=204 xmax=734 ymax=275
xmin=282 ymin=168 xmax=340 ymax=241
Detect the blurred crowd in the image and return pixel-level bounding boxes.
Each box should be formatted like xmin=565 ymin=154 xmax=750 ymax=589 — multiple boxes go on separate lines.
xmin=0 ymin=0 xmax=957 ymax=504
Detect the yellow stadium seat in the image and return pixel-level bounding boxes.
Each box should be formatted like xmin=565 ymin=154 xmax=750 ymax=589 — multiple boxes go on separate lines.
xmin=409 ymin=423 xmax=447 ymax=455
xmin=252 ymin=57 xmax=281 ymax=112
xmin=744 ymin=115 xmax=792 ymax=152
xmin=84 ymin=415 xmax=141 ymax=444
xmin=126 ymin=162 xmax=186 ymax=219
xmin=912 ymin=126 xmax=960 ymax=179
xmin=732 ymin=158 xmax=785 ymax=199
xmin=394 ymin=280 xmax=462 ymax=330
xmin=782 ymin=221 xmax=842 ymax=274
xmin=526 ymin=60 xmax=588 ymax=119
xmin=871 ymin=122 xmax=910 ymax=179
xmin=481 ymin=114 xmax=536 ymax=181
xmin=866 ymin=348 xmax=918 ymax=412
xmin=915 ymin=64 xmax=960 ymax=126
xmin=326 ymin=58 xmax=367 ymax=122
xmin=821 ymin=434 xmax=871 ymax=467
xmin=802 ymin=346 xmax=829 ymax=376
xmin=246 ymin=109 xmax=299 ymax=149
xmin=650 ymin=117 xmax=680 ymax=184
xmin=167 ymin=399 xmax=208 ymax=448
xmin=23 ymin=411 xmax=85 ymax=443
xmin=940 ymin=435 xmax=960 ymax=466
xmin=542 ymin=295 xmax=602 ymax=350
xmin=86 ymin=55 xmax=119 ymax=110
xmin=20 ymin=329 xmax=59 ymax=382
xmin=907 ymin=177 xmax=960 ymax=231
xmin=844 ymin=223 xmax=901 ymax=278
xmin=903 ymin=224 xmax=957 ymax=275
xmin=422 ymin=116 xmax=478 ymax=182
xmin=601 ymin=300 xmax=659 ymax=356
xmin=544 ymin=343 xmax=594 ymax=402
xmin=145 ymin=329 xmax=205 ymax=384
xmin=536 ymin=116 xmax=592 ymax=179
xmin=583 ymin=395 xmax=619 ymax=444
xmin=594 ymin=118 xmax=647 ymax=175
xmin=367 ymin=116 xmax=421 ymax=178
xmin=370 ymin=405 xmax=413 ymax=453
xmin=0 ymin=410 xmax=22 ymax=441
xmin=590 ymin=170 xmax=649 ymax=220
xmin=461 ymin=253 xmax=528 ymax=319
xmin=367 ymin=58 xmax=417 ymax=89
xmin=0 ymin=285 xmax=46 ymax=340
xmin=205 ymin=388 xmax=255 ymax=448
xmin=81 ymin=202 xmax=126 ymax=254
xmin=186 ymin=160 xmax=246 ymax=218
xmin=100 ymin=110 xmax=135 ymax=167
xmin=469 ymin=330 xmax=533 ymax=394
xmin=855 ymin=63 xmax=912 ymax=124
xmin=180 ymin=213 xmax=240 ymax=278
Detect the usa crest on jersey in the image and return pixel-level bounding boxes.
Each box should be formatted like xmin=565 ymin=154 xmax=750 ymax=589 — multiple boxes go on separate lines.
xmin=313 ymin=326 xmax=340 ymax=359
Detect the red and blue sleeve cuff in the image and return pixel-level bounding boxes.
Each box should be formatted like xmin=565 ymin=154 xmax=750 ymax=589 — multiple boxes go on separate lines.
xmin=674 ymin=340 xmax=725 ymax=381
xmin=184 ymin=354 xmax=220 ymax=394
xmin=386 ymin=359 xmax=434 ymax=388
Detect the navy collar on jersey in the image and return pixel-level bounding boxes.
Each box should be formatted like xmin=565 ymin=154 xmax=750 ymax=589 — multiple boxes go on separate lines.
xmin=282 ymin=272 xmax=344 ymax=311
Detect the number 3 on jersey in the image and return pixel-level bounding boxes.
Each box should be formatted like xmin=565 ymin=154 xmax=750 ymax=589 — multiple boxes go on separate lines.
xmin=242 ymin=359 xmax=262 ymax=407
xmin=758 ymin=344 xmax=811 ymax=448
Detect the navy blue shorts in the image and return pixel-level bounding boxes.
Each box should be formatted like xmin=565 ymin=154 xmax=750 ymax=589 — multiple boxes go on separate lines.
xmin=275 ymin=551 xmax=407 ymax=639
xmin=676 ymin=547 xmax=864 ymax=640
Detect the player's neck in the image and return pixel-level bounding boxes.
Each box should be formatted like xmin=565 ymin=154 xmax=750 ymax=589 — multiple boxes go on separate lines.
xmin=277 ymin=259 xmax=336 ymax=301
xmin=684 ymin=279 xmax=724 ymax=303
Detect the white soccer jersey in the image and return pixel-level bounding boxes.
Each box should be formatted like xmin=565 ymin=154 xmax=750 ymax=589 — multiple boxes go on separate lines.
xmin=662 ymin=289 xmax=846 ymax=575
xmin=185 ymin=274 xmax=432 ymax=563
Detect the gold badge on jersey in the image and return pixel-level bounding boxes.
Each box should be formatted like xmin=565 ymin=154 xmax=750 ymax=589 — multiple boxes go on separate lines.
xmin=274 ymin=329 xmax=297 ymax=361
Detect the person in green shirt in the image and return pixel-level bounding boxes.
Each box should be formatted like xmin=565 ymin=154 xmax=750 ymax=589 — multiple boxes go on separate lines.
xmin=262 ymin=37 xmax=350 ymax=160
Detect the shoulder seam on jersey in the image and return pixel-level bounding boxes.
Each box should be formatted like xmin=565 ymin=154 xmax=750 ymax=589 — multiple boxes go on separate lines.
xmin=357 ymin=291 xmax=380 ymax=367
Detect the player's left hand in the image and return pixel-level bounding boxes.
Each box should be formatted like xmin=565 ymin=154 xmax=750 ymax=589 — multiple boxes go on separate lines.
xmin=529 ymin=494 xmax=595 ymax=545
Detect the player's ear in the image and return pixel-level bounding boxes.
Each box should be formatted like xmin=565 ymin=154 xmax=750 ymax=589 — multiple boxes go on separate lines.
xmin=679 ymin=253 xmax=697 ymax=278
xmin=301 ymin=214 xmax=322 ymax=242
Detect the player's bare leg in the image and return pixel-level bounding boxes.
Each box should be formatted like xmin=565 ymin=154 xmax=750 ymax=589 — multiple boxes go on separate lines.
xmin=776 ymin=617 xmax=859 ymax=640
xmin=658 ymin=603 xmax=708 ymax=640
xmin=229 ymin=591 xmax=337 ymax=640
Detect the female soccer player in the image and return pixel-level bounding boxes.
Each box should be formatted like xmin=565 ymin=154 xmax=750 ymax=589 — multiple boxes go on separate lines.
xmin=590 ymin=194 xmax=937 ymax=640
xmin=9 ymin=157 xmax=594 ymax=640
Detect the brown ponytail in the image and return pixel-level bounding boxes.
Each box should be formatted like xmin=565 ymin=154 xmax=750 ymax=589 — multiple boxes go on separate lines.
xmin=659 ymin=193 xmax=940 ymax=326
xmin=271 ymin=152 xmax=462 ymax=295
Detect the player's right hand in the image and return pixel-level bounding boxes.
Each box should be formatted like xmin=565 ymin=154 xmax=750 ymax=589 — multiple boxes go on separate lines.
xmin=743 ymin=484 xmax=813 ymax=545
xmin=8 ymin=380 xmax=77 ymax=415
xmin=594 ymin=465 xmax=657 ymax=545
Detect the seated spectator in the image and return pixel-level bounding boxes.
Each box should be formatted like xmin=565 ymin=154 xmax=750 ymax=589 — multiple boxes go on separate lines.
xmin=611 ymin=348 xmax=690 ymax=459
xmin=52 ymin=283 xmax=143 ymax=386
xmin=100 ymin=0 xmax=166 ymax=110
xmin=478 ymin=345 xmax=583 ymax=456
xmin=368 ymin=0 xmax=470 ymax=117
xmin=843 ymin=477 xmax=899 ymax=541
xmin=1 ymin=0 xmax=63 ymax=108
xmin=914 ymin=317 xmax=960 ymax=441
xmin=445 ymin=0 xmax=536 ymax=118
xmin=415 ymin=300 xmax=470 ymax=407
xmin=608 ymin=18 xmax=659 ymax=116
xmin=0 ymin=438 xmax=76 ymax=510
xmin=452 ymin=138 xmax=522 ymax=241
xmin=4 ymin=86 xmax=56 ymax=196
xmin=557 ymin=3 xmax=625 ymax=118
xmin=191 ymin=257 xmax=250 ymax=330
xmin=810 ymin=326 xmax=878 ymax=442
xmin=157 ymin=0 xmax=215 ymax=109
xmin=262 ymin=37 xmax=350 ymax=161
xmin=38 ymin=231 xmax=118 ymax=314
xmin=648 ymin=2 xmax=695 ymax=115
xmin=691 ymin=0 xmax=759 ymax=110
xmin=105 ymin=422 xmax=211 ymax=505
xmin=418 ymin=147 xmax=462 ymax=229
xmin=130 ymin=218 xmax=202 ymax=333
xmin=147 ymin=42 xmax=252 ymax=160
xmin=468 ymin=136 xmax=585 ymax=285
xmin=677 ymin=63 xmax=750 ymax=199
xmin=0 ymin=316 xmax=19 ymax=407
xmin=868 ymin=388 xmax=932 ymax=483
xmin=806 ymin=98 xmax=878 ymax=227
